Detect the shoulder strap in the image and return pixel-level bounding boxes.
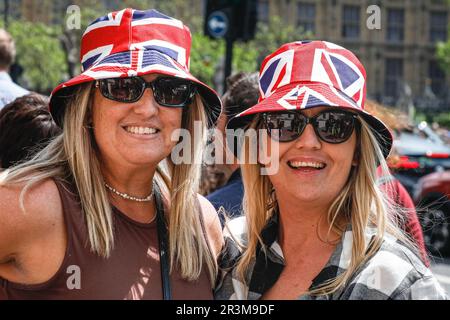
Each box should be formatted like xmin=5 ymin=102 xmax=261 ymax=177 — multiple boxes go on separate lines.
xmin=153 ymin=183 xmax=172 ymax=300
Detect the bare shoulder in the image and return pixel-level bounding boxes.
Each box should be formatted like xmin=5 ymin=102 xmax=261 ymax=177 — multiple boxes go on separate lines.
xmin=0 ymin=179 xmax=63 ymax=262
xmin=197 ymin=194 xmax=224 ymax=259
xmin=0 ymin=178 xmax=61 ymax=218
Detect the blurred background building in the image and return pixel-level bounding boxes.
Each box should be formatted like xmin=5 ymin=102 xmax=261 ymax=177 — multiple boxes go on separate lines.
xmin=0 ymin=0 xmax=449 ymax=113
xmin=260 ymin=0 xmax=450 ymax=114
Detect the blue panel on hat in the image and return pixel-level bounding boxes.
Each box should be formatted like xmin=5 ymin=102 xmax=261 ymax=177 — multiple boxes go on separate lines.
xmin=89 ymin=14 xmax=110 ymax=26
xmin=143 ymin=45 xmax=179 ymax=63
xmin=330 ymin=55 xmax=359 ymax=90
xmin=305 ymin=93 xmax=328 ymax=107
xmin=260 ymin=58 xmax=281 ymax=94
xmin=100 ymin=52 xmax=131 ymax=65
xmin=141 ymin=50 xmax=175 ymax=69
xmin=132 ymin=9 xmax=172 ymax=20
xmin=83 ymin=53 xmax=102 ymax=70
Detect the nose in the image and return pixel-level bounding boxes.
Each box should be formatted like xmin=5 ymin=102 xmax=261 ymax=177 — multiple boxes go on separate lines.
xmin=131 ymin=87 xmax=159 ymax=117
xmin=294 ymin=123 xmax=321 ymax=150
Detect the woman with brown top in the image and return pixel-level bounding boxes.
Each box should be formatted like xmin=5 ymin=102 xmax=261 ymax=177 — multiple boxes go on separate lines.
xmin=0 ymin=8 xmax=223 ymax=300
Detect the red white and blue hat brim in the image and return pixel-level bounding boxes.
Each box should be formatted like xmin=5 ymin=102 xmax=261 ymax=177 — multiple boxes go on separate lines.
xmin=227 ymin=81 xmax=392 ymax=159
xmin=49 ymin=49 xmax=221 ymax=127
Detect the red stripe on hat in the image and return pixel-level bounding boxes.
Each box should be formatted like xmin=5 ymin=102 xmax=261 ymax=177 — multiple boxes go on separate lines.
xmin=272 ymin=64 xmax=287 ymax=93
xmin=63 ymin=74 xmax=95 ymax=86
xmin=296 ymin=91 xmax=306 ymax=109
xmin=352 ymin=90 xmax=361 ymax=106
xmin=131 ymin=51 xmax=139 ymax=70
xmin=81 ymin=10 xmax=132 ymax=59
xmin=131 ymin=24 xmax=190 ymax=67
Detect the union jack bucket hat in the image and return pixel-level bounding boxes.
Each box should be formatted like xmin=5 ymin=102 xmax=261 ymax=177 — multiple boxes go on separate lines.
xmin=49 ymin=8 xmax=221 ymax=127
xmin=227 ymin=41 xmax=392 ymax=158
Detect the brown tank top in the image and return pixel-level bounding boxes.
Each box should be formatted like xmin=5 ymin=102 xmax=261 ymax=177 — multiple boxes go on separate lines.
xmin=0 ymin=181 xmax=213 ymax=300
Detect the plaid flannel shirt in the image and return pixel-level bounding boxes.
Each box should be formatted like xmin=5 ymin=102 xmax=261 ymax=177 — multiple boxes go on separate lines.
xmin=215 ymin=215 xmax=447 ymax=300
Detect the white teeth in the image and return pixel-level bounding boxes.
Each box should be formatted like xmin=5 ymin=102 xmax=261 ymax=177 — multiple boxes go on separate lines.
xmin=289 ymin=161 xmax=325 ymax=169
xmin=125 ymin=126 xmax=158 ymax=135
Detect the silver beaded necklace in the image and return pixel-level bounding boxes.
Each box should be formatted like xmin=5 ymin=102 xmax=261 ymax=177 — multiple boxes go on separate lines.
xmin=105 ymin=183 xmax=154 ymax=202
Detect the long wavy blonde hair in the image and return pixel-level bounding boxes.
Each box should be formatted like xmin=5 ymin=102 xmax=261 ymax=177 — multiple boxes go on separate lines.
xmin=0 ymin=83 xmax=217 ymax=286
xmin=235 ymin=114 xmax=419 ymax=296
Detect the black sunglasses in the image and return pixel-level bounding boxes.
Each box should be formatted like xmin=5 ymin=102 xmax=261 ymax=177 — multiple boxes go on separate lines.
xmin=95 ymin=76 xmax=197 ymax=107
xmin=263 ymin=109 xmax=359 ymax=144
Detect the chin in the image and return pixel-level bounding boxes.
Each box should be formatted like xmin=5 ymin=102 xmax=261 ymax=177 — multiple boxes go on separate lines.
xmin=123 ymin=153 xmax=167 ymax=166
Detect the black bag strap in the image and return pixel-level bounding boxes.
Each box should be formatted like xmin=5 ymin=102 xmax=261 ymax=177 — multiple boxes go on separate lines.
xmin=153 ymin=182 xmax=172 ymax=300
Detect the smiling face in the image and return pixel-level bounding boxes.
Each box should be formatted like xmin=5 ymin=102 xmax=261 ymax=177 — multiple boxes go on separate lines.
xmin=91 ymin=74 xmax=184 ymax=170
xmin=263 ymin=106 xmax=359 ymax=209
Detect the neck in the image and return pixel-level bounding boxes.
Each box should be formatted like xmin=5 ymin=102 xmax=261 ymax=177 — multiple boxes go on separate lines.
xmin=276 ymin=199 xmax=339 ymax=260
xmin=103 ymin=167 xmax=155 ymax=196
xmin=101 ymin=162 xmax=158 ymax=223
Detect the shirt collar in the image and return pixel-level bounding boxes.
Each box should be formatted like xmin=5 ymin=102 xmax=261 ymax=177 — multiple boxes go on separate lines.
xmin=227 ymin=168 xmax=242 ymax=183
xmin=0 ymin=71 xmax=12 ymax=81
xmin=248 ymin=214 xmax=368 ymax=297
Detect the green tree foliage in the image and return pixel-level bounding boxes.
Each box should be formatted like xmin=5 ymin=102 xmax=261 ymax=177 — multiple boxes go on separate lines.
xmin=251 ymin=16 xmax=313 ymax=64
xmin=436 ymin=0 xmax=450 ymax=75
xmin=190 ymin=33 xmax=225 ymax=86
xmin=190 ymin=16 xmax=310 ymax=86
xmin=437 ymin=41 xmax=450 ymax=75
xmin=1 ymin=2 xmax=309 ymax=93
xmin=2 ymin=20 xmax=67 ymax=94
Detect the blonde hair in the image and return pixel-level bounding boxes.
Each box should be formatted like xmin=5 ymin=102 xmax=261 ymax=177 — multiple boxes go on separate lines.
xmin=235 ymin=115 xmax=419 ymax=296
xmin=0 ymin=83 xmax=217 ymax=286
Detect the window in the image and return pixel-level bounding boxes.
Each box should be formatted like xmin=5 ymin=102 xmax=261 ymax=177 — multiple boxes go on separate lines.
xmin=297 ymin=2 xmax=315 ymax=34
xmin=384 ymin=58 xmax=403 ymax=99
xmin=429 ymin=61 xmax=446 ymax=97
xmin=1 ymin=0 xmax=22 ymax=21
xmin=386 ymin=9 xmax=404 ymax=42
xmin=52 ymin=0 xmax=72 ymax=25
xmin=258 ymin=0 xmax=269 ymax=24
xmin=342 ymin=5 xmax=360 ymax=39
xmin=430 ymin=11 xmax=448 ymax=42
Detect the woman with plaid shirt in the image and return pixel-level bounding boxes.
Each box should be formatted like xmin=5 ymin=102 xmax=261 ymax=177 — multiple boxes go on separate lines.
xmin=214 ymin=41 xmax=447 ymax=300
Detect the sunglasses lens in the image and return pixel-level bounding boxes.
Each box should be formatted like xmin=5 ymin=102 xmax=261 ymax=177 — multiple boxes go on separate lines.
xmin=315 ymin=111 xmax=355 ymax=143
xmin=264 ymin=110 xmax=356 ymax=143
xmin=99 ymin=78 xmax=143 ymax=102
xmin=153 ymin=78 xmax=194 ymax=107
xmin=265 ymin=113 xmax=305 ymax=142
xmin=98 ymin=77 xmax=195 ymax=106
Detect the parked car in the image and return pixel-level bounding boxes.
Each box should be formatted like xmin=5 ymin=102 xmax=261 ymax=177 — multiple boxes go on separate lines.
xmin=413 ymin=170 xmax=450 ymax=256
xmin=391 ymin=121 xmax=450 ymax=195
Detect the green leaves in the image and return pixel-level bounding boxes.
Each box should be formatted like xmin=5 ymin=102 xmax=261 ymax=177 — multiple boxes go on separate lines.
xmin=4 ymin=20 xmax=67 ymax=94
xmin=190 ymin=16 xmax=310 ymax=87
xmin=437 ymin=41 xmax=450 ymax=75
xmin=1 ymin=6 xmax=309 ymax=94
